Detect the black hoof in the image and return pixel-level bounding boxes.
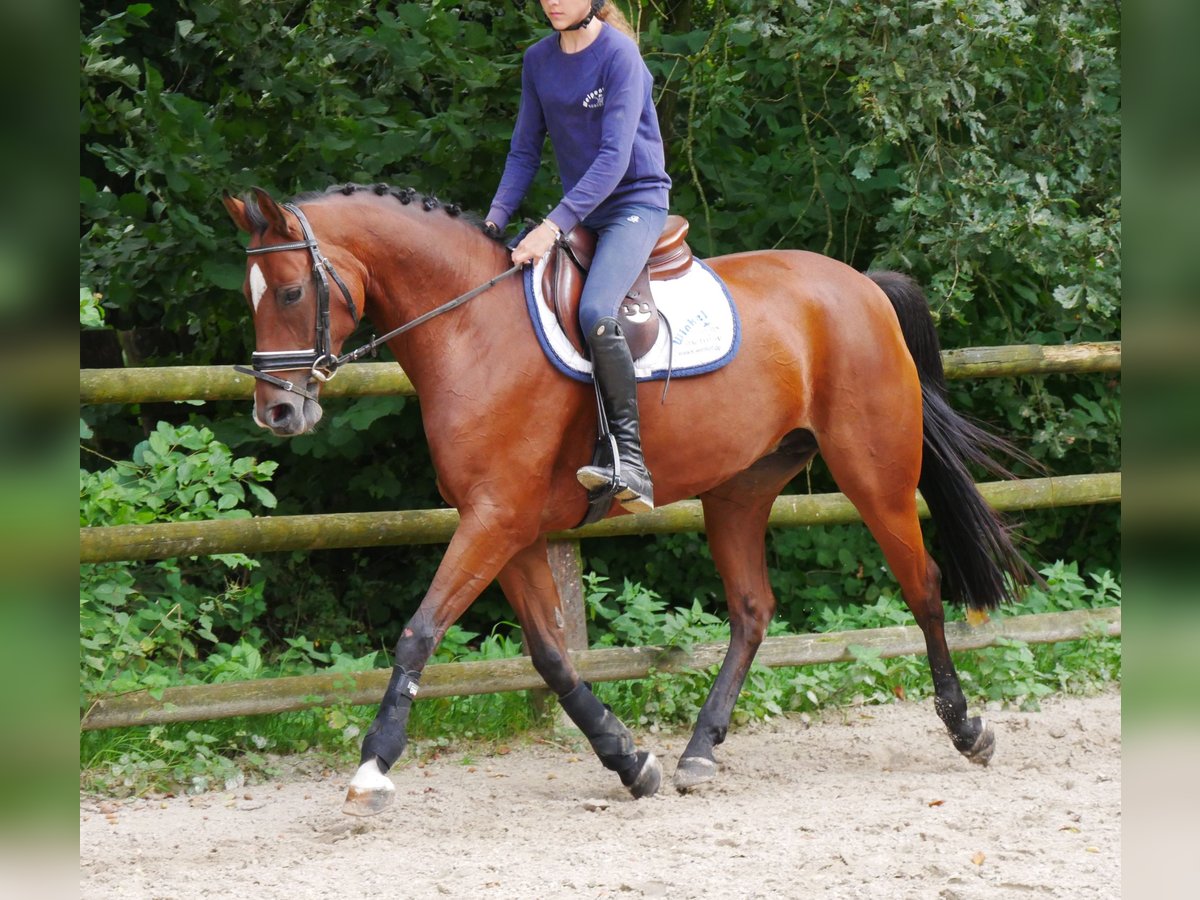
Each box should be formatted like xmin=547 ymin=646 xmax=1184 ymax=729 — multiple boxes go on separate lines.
xmin=962 ymin=719 xmax=995 ymax=766
xmin=621 ymin=751 xmax=662 ymax=799
xmin=673 ymin=756 xmax=718 ymax=793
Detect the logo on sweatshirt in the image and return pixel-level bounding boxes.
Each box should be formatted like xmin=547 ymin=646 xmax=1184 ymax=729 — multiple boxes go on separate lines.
xmin=582 ymin=87 xmax=605 ymax=109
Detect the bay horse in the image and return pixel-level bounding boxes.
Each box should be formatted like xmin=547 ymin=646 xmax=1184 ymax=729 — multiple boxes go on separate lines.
xmin=222 ymin=183 xmax=1034 ymax=816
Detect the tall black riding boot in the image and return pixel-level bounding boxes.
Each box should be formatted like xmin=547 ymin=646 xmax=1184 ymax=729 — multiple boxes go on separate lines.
xmin=576 ymin=317 xmax=655 ymax=513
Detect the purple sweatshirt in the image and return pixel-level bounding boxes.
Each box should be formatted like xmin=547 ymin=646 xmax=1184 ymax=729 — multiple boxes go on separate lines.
xmin=486 ymin=24 xmax=671 ymax=234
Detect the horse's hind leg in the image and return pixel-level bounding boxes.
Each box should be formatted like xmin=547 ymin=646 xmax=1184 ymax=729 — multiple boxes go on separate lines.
xmin=675 ymin=446 xmax=813 ymax=791
xmin=497 ymin=538 xmax=662 ymax=798
xmin=819 ymin=421 xmax=995 ymax=765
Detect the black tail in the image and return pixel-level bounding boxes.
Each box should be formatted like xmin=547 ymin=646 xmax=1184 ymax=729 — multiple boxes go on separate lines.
xmin=867 ymin=271 xmax=1040 ymax=610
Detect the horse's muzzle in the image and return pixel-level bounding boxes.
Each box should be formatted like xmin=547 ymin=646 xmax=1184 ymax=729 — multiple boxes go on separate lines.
xmin=254 ymin=393 xmax=323 ymax=436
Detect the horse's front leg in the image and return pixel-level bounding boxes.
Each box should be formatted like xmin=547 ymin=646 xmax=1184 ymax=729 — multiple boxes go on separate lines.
xmin=497 ymin=539 xmax=661 ymax=799
xmin=342 ymin=510 xmax=533 ymax=816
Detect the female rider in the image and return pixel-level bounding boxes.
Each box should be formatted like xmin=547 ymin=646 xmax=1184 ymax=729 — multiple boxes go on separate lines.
xmin=485 ymin=0 xmax=672 ymax=513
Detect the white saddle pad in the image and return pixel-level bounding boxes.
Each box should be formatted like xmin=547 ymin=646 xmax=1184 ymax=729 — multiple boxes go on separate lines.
xmin=523 ymin=255 xmax=741 ymax=383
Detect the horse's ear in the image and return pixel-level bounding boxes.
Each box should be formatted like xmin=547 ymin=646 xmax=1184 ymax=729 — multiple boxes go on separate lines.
xmin=251 ymin=186 xmax=301 ymax=240
xmin=222 ymin=191 xmax=253 ymax=234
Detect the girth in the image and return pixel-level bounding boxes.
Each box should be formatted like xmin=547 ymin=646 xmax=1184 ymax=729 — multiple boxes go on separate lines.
xmin=542 ymin=215 xmax=692 ymax=359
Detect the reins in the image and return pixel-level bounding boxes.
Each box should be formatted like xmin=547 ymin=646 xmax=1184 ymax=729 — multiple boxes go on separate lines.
xmin=234 ymin=202 xmax=519 ymax=401
xmin=334 ymin=262 xmax=521 ymax=366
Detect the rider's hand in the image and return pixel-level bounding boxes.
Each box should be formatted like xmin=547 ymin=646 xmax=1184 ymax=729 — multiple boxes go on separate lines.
xmin=510 ymin=221 xmax=560 ymax=266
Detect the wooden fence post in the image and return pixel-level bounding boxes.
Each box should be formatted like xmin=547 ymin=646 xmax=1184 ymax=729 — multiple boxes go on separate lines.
xmin=547 ymin=539 xmax=589 ymax=652
xmin=521 ymin=539 xmax=589 ymax=721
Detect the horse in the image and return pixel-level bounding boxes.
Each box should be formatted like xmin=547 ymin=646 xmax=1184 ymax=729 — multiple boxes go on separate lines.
xmin=221 ymin=183 xmax=1035 ymax=816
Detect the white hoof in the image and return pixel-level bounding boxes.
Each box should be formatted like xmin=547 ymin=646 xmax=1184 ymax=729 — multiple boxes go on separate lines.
xmin=342 ymin=760 xmax=395 ymax=817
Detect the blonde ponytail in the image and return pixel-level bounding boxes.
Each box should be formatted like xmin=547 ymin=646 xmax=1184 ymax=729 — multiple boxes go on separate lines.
xmin=598 ymin=3 xmax=638 ymax=42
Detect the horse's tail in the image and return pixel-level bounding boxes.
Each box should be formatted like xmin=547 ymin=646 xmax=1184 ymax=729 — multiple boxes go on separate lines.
xmin=866 ymin=270 xmax=1040 ymax=610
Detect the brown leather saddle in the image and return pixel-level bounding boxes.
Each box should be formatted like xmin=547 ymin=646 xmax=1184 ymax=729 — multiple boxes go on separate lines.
xmin=541 ymin=214 xmax=692 ymax=359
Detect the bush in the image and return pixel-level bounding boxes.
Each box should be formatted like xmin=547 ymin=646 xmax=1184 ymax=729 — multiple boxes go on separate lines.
xmin=80 ymin=422 xmax=277 ymax=704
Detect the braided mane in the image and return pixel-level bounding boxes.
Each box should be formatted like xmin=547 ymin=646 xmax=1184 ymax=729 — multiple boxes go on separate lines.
xmin=239 ymin=182 xmax=505 ymax=243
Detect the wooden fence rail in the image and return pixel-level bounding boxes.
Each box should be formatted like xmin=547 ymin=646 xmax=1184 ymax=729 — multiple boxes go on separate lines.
xmin=79 ymin=607 xmax=1120 ymax=731
xmin=78 ymin=341 xmax=1120 ymax=404
xmin=80 ymin=472 xmax=1120 ymax=564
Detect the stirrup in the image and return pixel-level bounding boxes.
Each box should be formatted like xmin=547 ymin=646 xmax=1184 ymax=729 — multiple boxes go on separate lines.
xmin=574 ymin=464 xmax=654 ymax=513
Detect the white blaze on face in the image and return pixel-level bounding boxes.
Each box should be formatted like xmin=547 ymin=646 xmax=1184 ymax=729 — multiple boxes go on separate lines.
xmin=249 ymin=263 xmax=267 ymax=313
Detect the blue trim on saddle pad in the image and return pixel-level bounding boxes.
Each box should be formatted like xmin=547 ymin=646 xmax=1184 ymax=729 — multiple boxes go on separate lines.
xmin=522 ymin=257 xmax=741 ymax=384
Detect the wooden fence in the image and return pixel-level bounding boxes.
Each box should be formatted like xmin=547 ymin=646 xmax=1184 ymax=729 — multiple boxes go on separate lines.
xmin=79 ymin=341 xmax=1121 ymax=404
xmin=79 ymin=341 xmax=1121 ymax=731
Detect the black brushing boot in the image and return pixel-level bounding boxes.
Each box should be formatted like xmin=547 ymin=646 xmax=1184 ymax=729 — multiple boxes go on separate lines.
xmin=576 ymin=317 xmax=655 ymax=513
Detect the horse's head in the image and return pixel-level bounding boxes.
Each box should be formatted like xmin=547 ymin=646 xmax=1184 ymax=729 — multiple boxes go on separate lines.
xmin=222 ymin=187 xmax=364 ymax=436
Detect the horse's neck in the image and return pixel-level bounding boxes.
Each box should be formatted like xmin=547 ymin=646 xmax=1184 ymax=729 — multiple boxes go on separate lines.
xmin=357 ymin=212 xmax=515 ymax=387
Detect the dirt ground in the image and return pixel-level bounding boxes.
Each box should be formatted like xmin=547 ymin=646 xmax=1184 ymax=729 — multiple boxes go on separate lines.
xmin=80 ymin=689 xmax=1120 ymax=899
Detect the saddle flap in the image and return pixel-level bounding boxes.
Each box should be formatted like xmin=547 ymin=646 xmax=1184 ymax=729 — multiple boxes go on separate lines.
xmin=540 ymin=216 xmax=692 ymax=362
xmin=549 ymin=241 xmax=586 ymax=352
xmin=563 ymin=226 xmax=597 ymax=271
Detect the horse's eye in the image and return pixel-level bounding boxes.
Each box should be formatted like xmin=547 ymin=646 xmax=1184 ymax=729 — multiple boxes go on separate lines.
xmin=278 ymin=285 xmax=303 ymax=307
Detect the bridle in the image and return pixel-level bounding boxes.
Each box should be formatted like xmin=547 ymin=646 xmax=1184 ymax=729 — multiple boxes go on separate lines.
xmin=234 ymin=202 xmax=518 ymax=403
xmin=234 ymin=203 xmax=358 ymax=402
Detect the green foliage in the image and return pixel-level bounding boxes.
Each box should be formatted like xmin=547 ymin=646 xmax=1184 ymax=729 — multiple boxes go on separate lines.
xmin=789 ymin=561 xmax=1121 ymax=715
xmin=657 ymin=0 xmax=1121 ymax=339
xmin=80 ymin=424 xmax=279 ymax=699
xmin=86 ymin=725 xmax=251 ymax=796
xmin=585 ymin=573 xmax=725 ymax=652
xmin=961 ymin=559 xmax=1122 ymax=703
xmin=80 ymin=626 xmax=532 ymax=798
xmin=590 ymin=563 xmax=1119 ymax=729
xmin=765 ymin=522 xmax=893 ymax=625
xmin=81 ymin=0 xmax=541 ymax=363
xmin=81 ymin=420 xmax=278 ymax=526
xmin=80 ymin=286 xmax=106 ymax=328
xmin=82 ymin=703 xmax=375 ymax=797
xmin=407 ymin=625 xmax=539 ymax=745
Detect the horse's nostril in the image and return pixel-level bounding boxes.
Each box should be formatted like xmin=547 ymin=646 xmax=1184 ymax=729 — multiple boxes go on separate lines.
xmin=268 ymin=403 xmax=295 ymax=427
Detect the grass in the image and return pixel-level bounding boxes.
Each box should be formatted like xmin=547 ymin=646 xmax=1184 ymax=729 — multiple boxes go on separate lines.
xmin=79 ymin=560 xmax=1120 ymax=798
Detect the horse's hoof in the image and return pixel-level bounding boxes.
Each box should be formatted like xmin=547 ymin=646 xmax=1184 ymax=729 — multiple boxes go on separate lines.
xmin=624 ymin=751 xmax=662 ymax=799
xmin=673 ymin=756 xmax=718 ymax=793
xmin=342 ymin=760 xmax=395 ymax=817
xmin=962 ymin=719 xmax=995 ymax=767
xmin=342 ymin=785 xmax=394 ymax=817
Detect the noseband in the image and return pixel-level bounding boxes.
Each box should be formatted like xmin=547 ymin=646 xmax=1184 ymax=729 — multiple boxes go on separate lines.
xmin=234 ymin=201 xmax=520 ymax=403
